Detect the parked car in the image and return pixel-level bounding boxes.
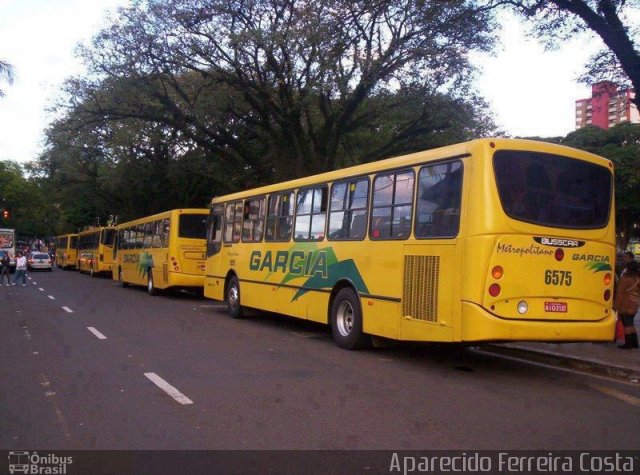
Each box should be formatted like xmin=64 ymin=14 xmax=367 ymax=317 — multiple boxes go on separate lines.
xmin=27 ymin=252 xmax=53 ymax=271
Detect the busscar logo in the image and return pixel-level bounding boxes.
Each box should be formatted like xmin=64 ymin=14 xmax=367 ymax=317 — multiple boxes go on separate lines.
xmin=8 ymin=451 xmax=73 ymax=474
xmin=534 ymin=237 xmax=585 ymax=248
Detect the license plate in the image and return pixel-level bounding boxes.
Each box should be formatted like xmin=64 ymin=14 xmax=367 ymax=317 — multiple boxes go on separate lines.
xmin=544 ymin=302 xmax=568 ymax=313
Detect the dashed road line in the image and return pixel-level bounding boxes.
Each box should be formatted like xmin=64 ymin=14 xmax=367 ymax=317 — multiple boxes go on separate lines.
xmin=38 ymin=288 xmax=44 ymax=292
xmin=48 ymin=295 xmax=55 ymax=300
xmin=87 ymin=327 xmax=107 ymax=340
xmin=62 ymin=306 xmax=74 ymax=314
xmin=144 ymin=372 xmax=194 ymax=405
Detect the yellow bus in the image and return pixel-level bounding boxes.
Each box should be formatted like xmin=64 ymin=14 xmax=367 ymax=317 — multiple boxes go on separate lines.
xmin=204 ymin=138 xmax=616 ymax=349
xmin=112 ymin=209 xmax=208 ymax=294
xmin=77 ymin=226 xmax=116 ymax=276
xmin=54 ymin=233 xmax=78 ymax=270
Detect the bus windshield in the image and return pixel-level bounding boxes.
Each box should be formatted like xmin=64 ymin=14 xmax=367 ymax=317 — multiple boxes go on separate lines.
xmin=493 ymin=150 xmax=612 ymax=229
xmin=179 ymin=213 xmax=207 ymax=239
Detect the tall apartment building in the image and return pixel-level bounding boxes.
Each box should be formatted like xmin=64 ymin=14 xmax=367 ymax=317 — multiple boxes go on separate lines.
xmin=575 ymin=81 xmax=639 ymax=130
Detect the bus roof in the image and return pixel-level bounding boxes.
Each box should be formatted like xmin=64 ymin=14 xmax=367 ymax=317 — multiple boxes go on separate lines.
xmin=209 ymin=138 xmax=611 ymax=204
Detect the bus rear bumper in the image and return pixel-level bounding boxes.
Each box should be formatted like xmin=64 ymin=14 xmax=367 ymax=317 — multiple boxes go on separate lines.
xmin=460 ymin=301 xmax=616 ymax=342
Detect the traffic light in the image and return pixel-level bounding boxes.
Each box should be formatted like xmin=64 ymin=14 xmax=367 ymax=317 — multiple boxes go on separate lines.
xmin=2 ymin=209 xmax=9 ymax=219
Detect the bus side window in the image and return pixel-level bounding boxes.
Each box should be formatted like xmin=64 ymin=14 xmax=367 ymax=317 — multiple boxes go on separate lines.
xmin=329 ymin=179 xmax=369 ymax=240
xmin=207 ymin=205 xmax=224 ymax=256
xmin=294 ymin=185 xmax=328 ymax=241
xmin=371 ymin=170 xmax=414 ymax=240
xmin=415 ymin=161 xmax=462 ymax=238
xmin=266 ymin=192 xmax=294 ymax=242
xmin=242 ymin=198 xmax=265 ymax=243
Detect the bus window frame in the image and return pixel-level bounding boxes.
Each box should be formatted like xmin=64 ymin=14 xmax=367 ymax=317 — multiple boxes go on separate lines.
xmin=241 ymin=195 xmax=267 ymax=243
xmin=328 ymin=177 xmax=370 ymax=242
xmin=414 ymin=159 xmax=464 ymax=240
xmin=293 ymin=184 xmax=329 ymax=242
xmin=265 ymin=190 xmax=295 ymax=243
xmin=370 ymin=168 xmax=415 ymax=241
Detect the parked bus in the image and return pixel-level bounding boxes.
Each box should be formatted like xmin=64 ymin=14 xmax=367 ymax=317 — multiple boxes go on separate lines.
xmin=113 ymin=209 xmax=208 ymax=294
xmin=54 ymin=233 xmax=78 ymax=270
xmin=203 ymin=138 xmax=616 ymax=349
xmin=77 ymin=226 xmax=116 ymax=276
xmin=0 ymin=228 xmax=16 ymax=270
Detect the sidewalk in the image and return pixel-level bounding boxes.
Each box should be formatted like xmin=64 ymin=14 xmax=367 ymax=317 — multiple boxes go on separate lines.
xmin=480 ymin=319 xmax=640 ymax=381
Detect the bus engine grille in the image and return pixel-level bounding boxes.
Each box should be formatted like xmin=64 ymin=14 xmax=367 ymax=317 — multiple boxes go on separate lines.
xmin=403 ymin=255 xmax=439 ymax=322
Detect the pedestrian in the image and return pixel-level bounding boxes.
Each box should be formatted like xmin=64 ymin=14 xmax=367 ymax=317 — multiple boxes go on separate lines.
xmin=0 ymin=252 xmax=10 ymax=286
xmin=613 ymin=260 xmax=640 ymax=350
xmin=618 ymin=251 xmax=635 ymax=278
xmin=13 ymin=251 xmax=27 ymax=287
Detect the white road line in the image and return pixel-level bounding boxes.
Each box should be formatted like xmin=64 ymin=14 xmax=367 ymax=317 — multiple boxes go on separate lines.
xmin=144 ymin=372 xmax=194 ymax=405
xmin=62 ymin=306 xmax=73 ymax=313
xmin=32 ymin=281 xmax=37 ymax=285
xmin=48 ymin=295 xmax=55 ymax=300
xmin=87 ymin=327 xmax=107 ymax=340
xmin=38 ymin=288 xmax=44 ymax=291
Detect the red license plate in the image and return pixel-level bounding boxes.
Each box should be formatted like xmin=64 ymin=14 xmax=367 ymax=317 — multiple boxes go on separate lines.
xmin=544 ymin=302 xmax=568 ymax=313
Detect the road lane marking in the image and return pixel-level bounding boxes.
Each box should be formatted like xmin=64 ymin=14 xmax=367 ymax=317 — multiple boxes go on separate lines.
xmin=48 ymin=295 xmax=55 ymax=300
xmin=87 ymin=327 xmax=107 ymax=340
xmin=62 ymin=306 xmax=73 ymax=313
xmin=590 ymin=384 xmax=640 ymax=408
xmin=144 ymin=372 xmax=194 ymax=405
xmin=39 ymin=288 xmax=44 ymax=292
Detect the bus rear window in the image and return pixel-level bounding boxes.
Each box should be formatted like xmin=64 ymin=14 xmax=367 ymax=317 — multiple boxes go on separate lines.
xmin=493 ymin=151 xmax=611 ymax=229
xmin=179 ymin=214 xmax=207 ymax=239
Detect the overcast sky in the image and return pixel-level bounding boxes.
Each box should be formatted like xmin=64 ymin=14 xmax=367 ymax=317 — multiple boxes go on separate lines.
xmin=0 ymin=1 xmax=600 ymax=164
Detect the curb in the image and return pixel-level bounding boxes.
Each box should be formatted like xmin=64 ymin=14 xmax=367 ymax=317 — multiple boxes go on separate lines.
xmin=477 ymin=344 xmax=640 ymax=382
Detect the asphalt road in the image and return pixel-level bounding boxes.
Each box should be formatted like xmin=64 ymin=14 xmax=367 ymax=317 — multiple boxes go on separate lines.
xmin=1 ymin=268 xmax=640 ymax=452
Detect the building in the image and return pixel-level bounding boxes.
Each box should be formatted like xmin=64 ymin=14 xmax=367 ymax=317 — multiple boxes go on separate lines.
xmin=575 ymin=81 xmax=639 ymax=130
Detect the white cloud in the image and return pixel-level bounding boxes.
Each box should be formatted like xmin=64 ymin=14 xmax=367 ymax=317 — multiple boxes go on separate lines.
xmin=0 ymin=0 xmax=129 ymax=163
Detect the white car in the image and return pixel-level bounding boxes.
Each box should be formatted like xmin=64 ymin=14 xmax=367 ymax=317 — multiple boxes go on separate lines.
xmin=28 ymin=252 xmax=53 ymax=271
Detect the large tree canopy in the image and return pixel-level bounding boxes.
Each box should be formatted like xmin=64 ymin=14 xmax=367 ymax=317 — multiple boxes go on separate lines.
xmin=65 ymin=0 xmax=498 ymax=183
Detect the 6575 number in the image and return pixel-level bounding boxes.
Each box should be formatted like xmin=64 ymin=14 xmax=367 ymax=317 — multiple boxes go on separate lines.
xmin=544 ymin=270 xmax=572 ymax=286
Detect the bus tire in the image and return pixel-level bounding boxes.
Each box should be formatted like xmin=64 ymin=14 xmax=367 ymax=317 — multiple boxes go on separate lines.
xmin=119 ymin=268 xmax=128 ymax=288
xmin=226 ymin=276 xmax=244 ymax=319
xmin=147 ymin=271 xmax=158 ymax=296
xmin=331 ymin=288 xmax=369 ymax=350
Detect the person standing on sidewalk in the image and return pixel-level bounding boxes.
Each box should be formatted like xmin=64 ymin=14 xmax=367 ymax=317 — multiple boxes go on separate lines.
xmin=13 ymin=251 xmax=27 ymax=287
xmin=0 ymin=252 xmax=11 ymax=286
xmin=613 ymin=260 xmax=640 ymax=350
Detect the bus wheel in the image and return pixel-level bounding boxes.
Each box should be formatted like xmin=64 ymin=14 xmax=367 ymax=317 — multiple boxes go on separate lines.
xmin=119 ymin=268 xmax=128 ymax=288
xmin=226 ymin=276 xmax=244 ymax=319
xmin=331 ymin=288 xmax=369 ymax=350
xmin=147 ymin=271 xmax=158 ymax=296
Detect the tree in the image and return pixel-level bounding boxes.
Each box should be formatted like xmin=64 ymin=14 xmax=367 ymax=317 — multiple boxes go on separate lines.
xmin=0 ymin=60 xmax=14 ymax=97
xmin=67 ymin=0 xmax=498 ymax=184
xmin=559 ymin=122 xmax=640 ymax=248
xmin=502 ymin=0 xmax=640 ymax=110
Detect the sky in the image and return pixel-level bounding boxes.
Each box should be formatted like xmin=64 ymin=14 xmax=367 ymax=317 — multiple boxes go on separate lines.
xmin=0 ymin=1 xmax=602 ymax=164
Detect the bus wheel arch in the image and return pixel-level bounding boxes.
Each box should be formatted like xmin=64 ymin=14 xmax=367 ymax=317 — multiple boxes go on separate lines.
xmin=225 ymin=272 xmax=244 ymax=319
xmin=329 ymin=282 xmax=370 ymax=350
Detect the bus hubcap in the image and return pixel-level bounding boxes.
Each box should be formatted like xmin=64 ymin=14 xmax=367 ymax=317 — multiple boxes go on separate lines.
xmin=336 ymin=301 xmax=354 ymax=336
xmin=229 ymin=286 xmax=239 ymax=308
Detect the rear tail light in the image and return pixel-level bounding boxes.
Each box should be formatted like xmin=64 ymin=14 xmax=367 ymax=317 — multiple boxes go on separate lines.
xmin=489 ymin=283 xmax=501 ymax=297
xmin=491 ymin=266 xmax=504 ymax=279
xmin=604 ymin=273 xmax=612 ymax=286
xmin=604 ymin=289 xmax=611 ymax=301
xmin=555 ymin=248 xmax=564 ymax=261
